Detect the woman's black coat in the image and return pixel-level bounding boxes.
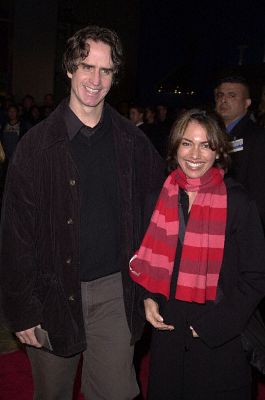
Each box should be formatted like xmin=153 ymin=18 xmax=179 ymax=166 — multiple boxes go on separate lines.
xmin=147 ymin=178 xmax=265 ymax=398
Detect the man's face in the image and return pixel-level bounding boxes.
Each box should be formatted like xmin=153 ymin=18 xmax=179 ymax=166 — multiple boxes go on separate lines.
xmin=67 ymin=40 xmax=114 ymax=117
xmin=215 ymin=82 xmax=251 ymax=126
xmin=157 ymin=105 xmax=167 ymax=121
xmin=129 ymin=108 xmax=143 ymax=125
xmin=23 ymin=97 xmax=34 ymax=110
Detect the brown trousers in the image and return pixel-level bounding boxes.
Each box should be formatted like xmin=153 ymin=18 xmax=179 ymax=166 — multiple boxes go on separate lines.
xmin=27 ymin=272 xmax=139 ymax=400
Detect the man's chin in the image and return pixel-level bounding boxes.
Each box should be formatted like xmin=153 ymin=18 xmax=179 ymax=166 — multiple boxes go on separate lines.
xmin=219 ymin=112 xmax=230 ymax=121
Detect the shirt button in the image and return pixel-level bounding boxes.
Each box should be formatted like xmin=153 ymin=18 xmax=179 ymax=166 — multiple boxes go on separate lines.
xmin=67 ymin=218 xmax=74 ymax=225
xmin=66 ymin=257 xmax=72 ymax=264
xmin=68 ymin=295 xmax=75 ymax=301
xmin=69 ymin=179 xmax=76 ymax=186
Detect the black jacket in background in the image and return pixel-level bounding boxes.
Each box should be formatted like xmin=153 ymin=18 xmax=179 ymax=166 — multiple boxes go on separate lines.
xmin=227 ymin=115 xmax=265 ymax=231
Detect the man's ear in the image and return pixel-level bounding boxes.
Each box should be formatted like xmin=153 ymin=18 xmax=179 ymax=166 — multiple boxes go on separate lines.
xmin=246 ymin=98 xmax=251 ymax=109
xmin=67 ymin=71 xmax=72 ymax=79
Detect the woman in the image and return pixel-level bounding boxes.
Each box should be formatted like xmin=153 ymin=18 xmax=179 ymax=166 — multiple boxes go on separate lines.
xmin=129 ymin=109 xmax=265 ymax=400
xmin=1 ymin=104 xmax=28 ymax=161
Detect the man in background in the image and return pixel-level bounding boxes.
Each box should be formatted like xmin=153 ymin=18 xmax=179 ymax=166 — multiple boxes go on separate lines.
xmin=215 ymin=75 xmax=265 ymax=231
xmin=129 ymin=104 xmax=145 ymax=128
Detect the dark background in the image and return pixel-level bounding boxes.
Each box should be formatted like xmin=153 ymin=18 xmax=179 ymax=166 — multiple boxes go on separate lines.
xmin=137 ymin=0 xmax=265 ymax=107
xmin=1 ymin=0 xmax=265 ymax=108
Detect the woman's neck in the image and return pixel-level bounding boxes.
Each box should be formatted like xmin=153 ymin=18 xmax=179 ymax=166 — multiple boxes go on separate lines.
xmin=186 ymin=191 xmax=197 ymax=212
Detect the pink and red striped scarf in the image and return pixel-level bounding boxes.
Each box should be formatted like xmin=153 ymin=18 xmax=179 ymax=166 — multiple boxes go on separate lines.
xmin=129 ymin=167 xmax=227 ymax=304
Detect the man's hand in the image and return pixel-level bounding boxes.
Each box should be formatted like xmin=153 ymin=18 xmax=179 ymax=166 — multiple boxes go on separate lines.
xmin=144 ymin=298 xmax=174 ymax=331
xmin=15 ymin=325 xmax=42 ymax=348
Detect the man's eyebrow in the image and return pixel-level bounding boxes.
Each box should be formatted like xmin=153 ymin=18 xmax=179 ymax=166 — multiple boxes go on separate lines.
xmin=215 ymin=90 xmax=236 ymax=95
xmin=79 ymin=62 xmax=114 ymax=72
xmin=79 ymin=62 xmax=92 ymax=67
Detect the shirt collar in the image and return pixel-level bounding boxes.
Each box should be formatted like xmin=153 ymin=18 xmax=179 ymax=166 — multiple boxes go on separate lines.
xmin=226 ymin=115 xmax=244 ymax=134
xmin=64 ymin=101 xmax=106 ymax=141
xmin=64 ymin=103 xmax=83 ymax=141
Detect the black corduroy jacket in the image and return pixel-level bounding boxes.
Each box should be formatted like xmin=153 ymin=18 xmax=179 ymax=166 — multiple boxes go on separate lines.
xmin=0 ymin=99 xmax=165 ymax=356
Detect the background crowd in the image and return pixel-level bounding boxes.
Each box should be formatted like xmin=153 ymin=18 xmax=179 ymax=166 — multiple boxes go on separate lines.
xmin=0 ymin=93 xmax=56 ymax=210
xmin=0 ymin=83 xmax=265 ymax=221
xmin=1 ymin=83 xmax=265 ymax=211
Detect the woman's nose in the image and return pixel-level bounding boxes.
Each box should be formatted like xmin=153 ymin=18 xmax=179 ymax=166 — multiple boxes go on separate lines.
xmin=190 ymin=146 xmax=200 ymax=158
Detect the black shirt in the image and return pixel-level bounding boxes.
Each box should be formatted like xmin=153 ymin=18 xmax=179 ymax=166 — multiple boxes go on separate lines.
xmin=64 ymin=104 xmax=121 ymax=281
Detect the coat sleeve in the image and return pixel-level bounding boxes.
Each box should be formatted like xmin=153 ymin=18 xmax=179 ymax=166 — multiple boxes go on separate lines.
xmin=0 ymin=136 xmax=42 ymax=332
xmin=190 ymin=188 xmax=265 ymax=348
xmin=129 ymin=129 xmax=166 ymax=341
xmin=248 ymin=130 xmax=265 ymax=232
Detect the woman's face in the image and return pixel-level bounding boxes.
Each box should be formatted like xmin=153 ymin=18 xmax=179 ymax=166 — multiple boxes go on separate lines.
xmin=177 ymin=121 xmax=217 ymax=179
xmin=8 ymin=107 xmax=18 ymax=121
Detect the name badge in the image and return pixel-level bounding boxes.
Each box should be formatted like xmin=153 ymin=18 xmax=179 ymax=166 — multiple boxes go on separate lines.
xmin=230 ymin=138 xmax=243 ymax=153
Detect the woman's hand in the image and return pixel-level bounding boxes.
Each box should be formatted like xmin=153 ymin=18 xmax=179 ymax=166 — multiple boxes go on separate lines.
xmin=144 ymin=298 xmax=174 ymax=331
xmin=190 ymin=326 xmax=199 ymax=337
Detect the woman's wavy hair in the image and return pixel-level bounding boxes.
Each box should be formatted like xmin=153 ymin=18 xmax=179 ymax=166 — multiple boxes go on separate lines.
xmin=167 ymin=108 xmax=231 ymax=172
xmin=62 ymin=25 xmax=123 ymax=85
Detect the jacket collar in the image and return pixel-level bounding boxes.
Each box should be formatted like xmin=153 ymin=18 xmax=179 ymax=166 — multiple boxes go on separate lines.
xmin=39 ymin=98 xmax=71 ymax=150
xmin=228 ymin=114 xmax=250 ymax=138
xmin=39 ymin=97 xmax=138 ymax=153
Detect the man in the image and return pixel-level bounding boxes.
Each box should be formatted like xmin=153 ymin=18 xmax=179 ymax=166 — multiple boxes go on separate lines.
xmin=156 ymin=104 xmax=173 ymax=158
xmin=215 ymin=75 xmax=265 ymax=231
xmin=0 ymin=26 xmax=164 ymax=400
xmin=129 ymin=104 xmax=145 ymax=128
xmin=156 ymin=104 xmax=172 ymax=134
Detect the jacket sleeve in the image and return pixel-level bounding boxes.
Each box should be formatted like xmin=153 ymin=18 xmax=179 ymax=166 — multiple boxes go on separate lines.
xmin=190 ymin=190 xmax=265 ymax=348
xmin=0 ymin=137 xmax=42 ymax=332
xmin=130 ymin=129 xmax=166 ymax=339
xmin=248 ymin=130 xmax=265 ymax=232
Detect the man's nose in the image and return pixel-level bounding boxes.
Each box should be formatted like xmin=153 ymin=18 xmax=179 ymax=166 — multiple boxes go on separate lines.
xmin=220 ymin=94 xmax=227 ymax=103
xmin=90 ymin=69 xmax=101 ymax=85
